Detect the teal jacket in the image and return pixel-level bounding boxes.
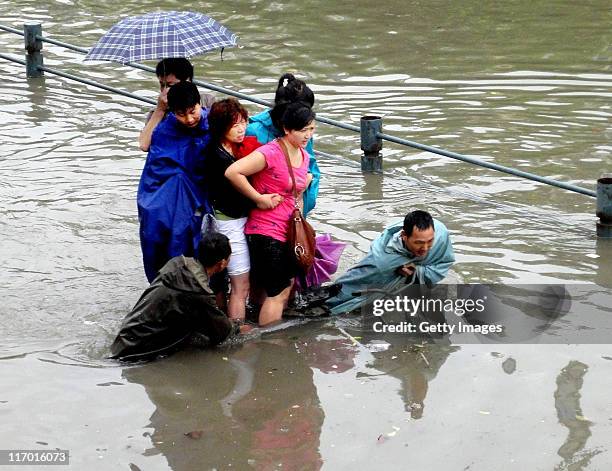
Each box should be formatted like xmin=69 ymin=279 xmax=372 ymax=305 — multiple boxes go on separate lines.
xmin=246 ymin=110 xmax=320 ymax=215
xmin=327 ymin=219 xmax=455 ymax=315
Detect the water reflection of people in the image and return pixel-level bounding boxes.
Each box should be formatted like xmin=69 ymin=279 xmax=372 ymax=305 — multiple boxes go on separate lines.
xmin=121 ymin=331 xmax=334 ymax=470
xmin=297 ymin=334 xmax=356 ymax=374
xmin=554 ymin=361 xmax=598 ymax=470
xmin=366 ymin=342 xmax=456 ymax=419
xmin=232 ymin=341 xmax=323 ymax=470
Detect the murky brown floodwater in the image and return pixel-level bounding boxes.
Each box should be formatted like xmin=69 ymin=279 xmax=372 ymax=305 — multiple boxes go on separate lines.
xmin=1 ymin=0 xmax=611 ymax=469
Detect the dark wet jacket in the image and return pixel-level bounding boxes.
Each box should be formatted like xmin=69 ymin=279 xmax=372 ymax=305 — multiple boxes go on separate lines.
xmin=110 ymin=256 xmax=233 ymax=361
xmin=205 ymin=143 xmax=255 ymax=219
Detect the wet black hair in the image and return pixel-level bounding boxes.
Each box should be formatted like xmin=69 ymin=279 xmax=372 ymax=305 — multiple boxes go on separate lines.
xmin=270 ymin=73 xmax=315 ymax=131
xmin=198 ymin=232 xmax=231 ymax=268
xmin=274 ymin=73 xmax=315 ymax=107
xmin=403 ymin=210 xmax=434 ymax=237
xmin=280 ymin=102 xmax=316 ymax=132
xmin=167 ymin=81 xmax=201 ymax=113
xmin=155 ymin=57 xmax=194 ymax=81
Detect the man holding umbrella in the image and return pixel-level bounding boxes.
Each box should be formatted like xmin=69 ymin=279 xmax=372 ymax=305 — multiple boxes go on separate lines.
xmin=138 ymin=57 xmax=216 ymax=152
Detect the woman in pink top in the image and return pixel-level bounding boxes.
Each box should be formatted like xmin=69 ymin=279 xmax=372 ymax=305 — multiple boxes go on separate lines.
xmin=225 ymin=104 xmax=315 ymax=326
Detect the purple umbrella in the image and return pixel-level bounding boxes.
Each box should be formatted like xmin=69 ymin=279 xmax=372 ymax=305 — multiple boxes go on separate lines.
xmin=295 ymin=233 xmax=346 ymax=290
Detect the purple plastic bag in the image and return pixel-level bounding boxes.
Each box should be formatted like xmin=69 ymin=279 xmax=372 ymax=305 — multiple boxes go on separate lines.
xmin=295 ymin=233 xmax=346 ymax=290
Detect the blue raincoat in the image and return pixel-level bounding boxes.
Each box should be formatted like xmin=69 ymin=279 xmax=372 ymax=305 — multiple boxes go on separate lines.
xmin=137 ymin=110 xmax=212 ymax=282
xmin=246 ymin=110 xmax=320 ymax=215
xmin=327 ymin=219 xmax=455 ymax=315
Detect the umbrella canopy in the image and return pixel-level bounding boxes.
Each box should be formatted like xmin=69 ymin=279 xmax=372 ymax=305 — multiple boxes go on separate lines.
xmin=84 ymin=11 xmax=238 ymax=63
xmin=295 ymin=234 xmax=347 ymax=290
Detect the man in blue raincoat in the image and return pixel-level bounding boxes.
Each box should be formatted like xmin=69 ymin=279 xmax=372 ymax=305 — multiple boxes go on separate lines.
xmin=327 ymin=210 xmax=455 ymax=314
xmin=137 ymin=82 xmax=212 ymax=282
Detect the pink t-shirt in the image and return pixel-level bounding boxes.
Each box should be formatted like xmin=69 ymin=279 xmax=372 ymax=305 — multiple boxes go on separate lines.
xmin=245 ymin=140 xmax=310 ymax=242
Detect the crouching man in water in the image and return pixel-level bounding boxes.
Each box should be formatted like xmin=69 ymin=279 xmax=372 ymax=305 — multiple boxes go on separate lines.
xmin=327 ymin=210 xmax=455 ymax=315
xmin=111 ymin=233 xmax=243 ymax=362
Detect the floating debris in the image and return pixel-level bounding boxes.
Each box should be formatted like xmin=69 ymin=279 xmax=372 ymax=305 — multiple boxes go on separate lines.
xmin=337 ymin=327 xmax=361 ymax=346
xmin=378 ymin=426 xmax=401 ymax=442
xmin=502 ymin=357 xmax=517 ymax=375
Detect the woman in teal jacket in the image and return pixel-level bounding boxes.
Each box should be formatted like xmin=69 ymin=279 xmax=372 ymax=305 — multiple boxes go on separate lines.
xmin=246 ymin=73 xmax=320 ymax=215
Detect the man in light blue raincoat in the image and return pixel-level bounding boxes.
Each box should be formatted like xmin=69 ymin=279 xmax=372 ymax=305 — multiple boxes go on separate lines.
xmin=327 ymin=210 xmax=455 ymax=314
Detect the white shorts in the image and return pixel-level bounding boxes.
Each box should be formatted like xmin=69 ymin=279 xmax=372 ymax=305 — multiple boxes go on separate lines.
xmin=216 ymin=217 xmax=250 ymax=276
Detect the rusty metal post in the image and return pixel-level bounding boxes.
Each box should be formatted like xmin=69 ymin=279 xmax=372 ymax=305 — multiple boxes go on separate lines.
xmin=24 ymin=23 xmax=43 ymax=78
xmin=360 ymin=115 xmax=383 ymax=173
xmin=596 ymin=173 xmax=612 ymax=238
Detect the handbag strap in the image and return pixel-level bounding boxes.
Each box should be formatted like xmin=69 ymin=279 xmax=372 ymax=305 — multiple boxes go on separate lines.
xmin=277 ymin=138 xmax=300 ymax=208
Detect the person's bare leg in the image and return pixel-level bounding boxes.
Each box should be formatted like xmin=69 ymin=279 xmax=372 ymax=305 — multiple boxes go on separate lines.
xmin=258 ymin=284 xmax=292 ymax=326
xmin=228 ymin=273 xmax=249 ymax=321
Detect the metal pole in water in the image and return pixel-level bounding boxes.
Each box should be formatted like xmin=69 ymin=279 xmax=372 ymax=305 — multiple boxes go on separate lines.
xmin=596 ymin=173 xmax=612 ymax=238
xmin=24 ymin=23 xmax=43 ymax=78
xmin=360 ymin=115 xmax=383 ymax=173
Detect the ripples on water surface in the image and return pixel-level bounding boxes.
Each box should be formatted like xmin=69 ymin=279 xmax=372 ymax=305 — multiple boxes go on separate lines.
xmin=0 ymin=0 xmax=611 ymax=469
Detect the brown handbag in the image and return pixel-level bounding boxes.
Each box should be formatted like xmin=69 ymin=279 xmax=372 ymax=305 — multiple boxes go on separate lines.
xmin=278 ymin=139 xmax=316 ymax=273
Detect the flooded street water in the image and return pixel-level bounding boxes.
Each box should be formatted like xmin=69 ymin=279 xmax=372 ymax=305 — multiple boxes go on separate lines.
xmin=1 ymin=0 xmax=611 ymax=469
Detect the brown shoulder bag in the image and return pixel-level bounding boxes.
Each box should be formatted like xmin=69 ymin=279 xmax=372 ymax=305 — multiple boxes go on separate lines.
xmin=278 ymin=139 xmax=316 ymax=274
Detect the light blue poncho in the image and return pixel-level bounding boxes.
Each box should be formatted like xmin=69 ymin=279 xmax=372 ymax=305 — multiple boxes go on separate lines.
xmin=327 ymin=219 xmax=455 ymax=315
